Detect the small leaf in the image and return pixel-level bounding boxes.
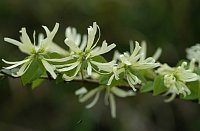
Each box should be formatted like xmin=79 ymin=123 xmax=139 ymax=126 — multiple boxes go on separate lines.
xmin=198 ymin=83 xmax=200 ymax=104
xmin=195 ymin=68 xmax=200 ymax=76
xmin=21 ymin=58 xmax=45 ymax=85
xmin=92 ymin=56 xmax=107 ymax=63
xmin=153 ymin=75 xmax=167 ymax=96
xmin=180 ymin=81 xmax=199 ymax=100
xmin=56 ymin=74 xmax=64 ymax=84
xmin=32 ymin=79 xmax=44 ymax=89
xmin=130 ymin=69 xmax=147 ymax=83
xmin=46 ymin=52 xmax=64 ymax=59
xmin=140 ymin=81 xmax=154 ymax=93
xmin=99 ymin=75 xmax=111 ymax=85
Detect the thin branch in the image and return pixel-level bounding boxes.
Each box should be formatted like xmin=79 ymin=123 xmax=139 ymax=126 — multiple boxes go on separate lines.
xmin=0 ymin=70 xmax=140 ymax=89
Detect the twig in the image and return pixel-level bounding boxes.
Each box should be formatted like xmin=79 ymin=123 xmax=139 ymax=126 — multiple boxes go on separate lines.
xmin=0 ymin=70 xmax=140 ymax=89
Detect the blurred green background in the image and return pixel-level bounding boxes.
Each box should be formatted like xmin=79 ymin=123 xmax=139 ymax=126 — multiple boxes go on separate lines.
xmin=0 ymin=0 xmax=200 ymax=130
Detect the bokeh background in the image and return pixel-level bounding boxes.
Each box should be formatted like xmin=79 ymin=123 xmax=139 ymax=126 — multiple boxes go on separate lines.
xmin=0 ymin=0 xmax=200 ymax=130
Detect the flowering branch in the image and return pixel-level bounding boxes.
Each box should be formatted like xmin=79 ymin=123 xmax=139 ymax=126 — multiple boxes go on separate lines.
xmin=1 ymin=22 xmax=200 ymax=118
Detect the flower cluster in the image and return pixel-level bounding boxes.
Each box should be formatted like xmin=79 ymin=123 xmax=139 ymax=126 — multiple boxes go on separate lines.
xmin=107 ymin=41 xmax=160 ymax=91
xmin=47 ymin=22 xmax=116 ymax=81
xmin=2 ymin=23 xmax=66 ymax=79
xmin=1 ymin=22 xmax=200 ymax=118
xmin=156 ymin=61 xmax=199 ymax=102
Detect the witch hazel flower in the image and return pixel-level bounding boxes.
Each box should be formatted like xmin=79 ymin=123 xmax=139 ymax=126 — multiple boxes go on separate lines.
xmin=107 ymin=41 xmax=160 ymax=91
xmin=49 ymin=22 xmax=116 ymax=81
xmin=2 ymin=23 xmax=65 ymax=79
xmin=156 ymin=61 xmax=199 ymax=102
xmin=75 ymin=86 xmax=134 ymax=118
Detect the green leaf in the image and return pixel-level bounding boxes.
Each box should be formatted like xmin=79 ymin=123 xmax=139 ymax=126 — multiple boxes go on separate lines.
xmin=99 ymin=74 xmax=110 ymax=85
xmin=140 ymin=81 xmax=154 ymax=93
xmin=21 ymin=58 xmax=45 ymax=85
xmin=46 ymin=52 xmax=64 ymax=59
xmin=198 ymin=84 xmax=200 ymax=104
xmin=130 ymin=69 xmax=147 ymax=83
xmin=99 ymin=73 xmax=126 ymax=87
xmin=153 ymin=75 xmax=167 ymax=96
xmin=180 ymin=81 xmax=199 ymax=100
xmin=31 ymin=79 xmax=44 ymax=89
xmin=92 ymin=56 xmax=107 ymax=63
xmin=195 ymin=68 xmax=200 ymax=76
xmin=56 ymin=74 xmax=65 ymax=84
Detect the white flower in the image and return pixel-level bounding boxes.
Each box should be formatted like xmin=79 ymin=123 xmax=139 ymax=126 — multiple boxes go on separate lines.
xmin=156 ymin=61 xmax=199 ymax=102
xmin=75 ymin=86 xmax=102 ymax=109
xmin=107 ymin=41 xmax=160 ymax=91
xmin=75 ymin=86 xmax=134 ymax=118
xmin=124 ymin=41 xmax=160 ymax=70
xmin=50 ymin=22 xmax=116 ymax=81
xmin=2 ymin=23 xmax=64 ymax=79
xmin=104 ymin=86 xmax=135 ymax=118
xmin=186 ymin=43 xmax=200 ymax=67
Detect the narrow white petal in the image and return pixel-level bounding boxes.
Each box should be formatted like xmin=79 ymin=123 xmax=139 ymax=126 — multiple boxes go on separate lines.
xmin=164 ymin=93 xmax=176 ymax=102
xmin=104 ymin=88 xmax=110 ymax=105
xmin=109 ymin=93 xmax=116 ymax=118
xmin=91 ymin=41 xmax=116 ymax=57
xmin=152 ymin=48 xmax=162 ymax=61
xmin=127 ymin=76 xmax=137 ymax=91
xmin=3 ymin=59 xmax=30 ymax=69
xmin=62 ymin=64 xmax=81 ymax=81
xmin=12 ymin=60 xmax=32 ymax=77
xmin=75 ymin=87 xmax=88 ymax=95
xmin=65 ymin=27 xmax=81 ymax=46
xmin=42 ymin=26 xmax=51 ymax=35
xmin=111 ymin=87 xmax=135 ymax=97
xmin=55 ymin=61 xmax=79 ymax=68
xmin=91 ymin=25 xmax=101 ymax=50
xmin=2 ymin=59 xmax=28 ymax=65
xmin=38 ymin=33 xmax=44 ymax=44
xmin=87 ymin=62 xmax=92 ymax=76
xmin=4 ymin=38 xmax=23 ymax=47
xmin=42 ymin=23 xmax=59 ymax=49
xmin=130 ymin=40 xmax=134 ymax=54
xmin=129 ymin=53 xmax=144 ymax=64
xmin=57 ymin=61 xmax=80 ymax=72
xmin=140 ymin=40 xmax=147 ymax=60
xmin=113 ymin=50 xmax=121 ymax=61
xmin=48 ymin=42 xmax=68 ymax=55
xmin=86 ymin=22 xmax=97 ymax=51
xmin=80 ymin=35 xmax=87 ymax=50
xmin=113 ymin=68 xmax=124 ymax=80
xmin=33 ymin=31 xmax=36 ymax=46
xmin=20 ymin=28 xmax=33 ymax=48
xmin=91 ymin=60 xmax=114 ymax=72
xmin=120 ymin=54 xmax=131 ymax=65
xmin=130 ymin=41 xmax=141 ymax=59
xmin=51 ymin=23 xmax=59 ymax=37
xmin=44 ymin=56 xmax=72 ymax=62
xmin=128 ymin=72 xmax=141 ymax=84
xmin=65 ymin=38 xmax=82 ymax=53
xmin=107 ymin=74 xmax=115 ymax=85
xmin=41 ymin=59 xmax=57 ymax=79
xmin=86 ymin=92 xmax=100 ymax=109
xmin=79 ymin=88 xmax=99 ymax=103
